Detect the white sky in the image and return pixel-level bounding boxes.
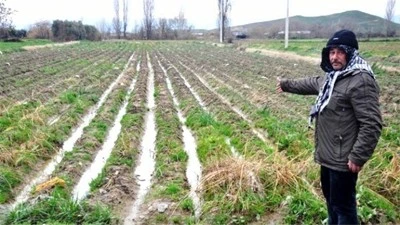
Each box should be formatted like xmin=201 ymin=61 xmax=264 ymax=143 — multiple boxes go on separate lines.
xmin=8 ymin=0 xmax=400 ymax=30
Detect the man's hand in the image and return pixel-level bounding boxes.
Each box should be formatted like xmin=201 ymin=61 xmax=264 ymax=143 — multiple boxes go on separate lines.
xmin=347 ymin=160 xmax=362 ymax=173
xmin=276 ymin=77 xmax=283 ymax=93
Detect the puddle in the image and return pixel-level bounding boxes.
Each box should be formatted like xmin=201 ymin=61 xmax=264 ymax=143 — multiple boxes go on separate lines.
xmin=124 ymin=54 xmax=157 ymax=224
xmin=10 ymin=53 xmax=136 ymax=209
xmin=72 ymin=62 xmax=139 ymax=201
xmin=159 ymin=59 xmax=202 ymax=218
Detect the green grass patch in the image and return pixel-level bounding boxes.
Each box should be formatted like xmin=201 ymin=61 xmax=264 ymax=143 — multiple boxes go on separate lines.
xmin=5 ymin=187 xmax=113 ymax=224
xmin=0 ymin=167 xmax=22 ymax=203
xmin=357 ymin=185 xmax=399 ymax=223
xmin=284 ymin=191 xmax=327 ymax=225
xmin=0 ymin=39 xmax=52 ymax=53
xmin=256 ymin=108 xmax=313 ymax=158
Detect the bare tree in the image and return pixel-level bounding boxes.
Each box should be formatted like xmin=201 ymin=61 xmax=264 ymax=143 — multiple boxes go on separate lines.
xmin=97 ymin=18 xmax=111 ymax=40
xmin=143 ymin=0 xmax=154 ymax=39
xmin=0 ymin=0 xmax=14 ymax=38
xmin=217 ymin=0 xmax=231 ymax=42
xmin=176 ymin=10 xmax=186 ymax=31
xmin=122 ymin=0 xmax=128 ymax=38
xmin=176 ymin=10 xmax=192 ymax=39
xmin=112 ymin=0 xmax=121 ymax=39
xmin=167 ymin=10 xmax=192 ymax=40
xmin=27 ymin=21 xmax=52 ymax=39
xmin=158 ymin=18 xmax=168 ymax=39
xmin=385 ymin=0 xmax=396 ymax=37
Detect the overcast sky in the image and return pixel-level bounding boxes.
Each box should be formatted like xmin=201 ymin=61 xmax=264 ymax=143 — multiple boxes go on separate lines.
xmin=8 ymin=0 xmax=400 ymax=30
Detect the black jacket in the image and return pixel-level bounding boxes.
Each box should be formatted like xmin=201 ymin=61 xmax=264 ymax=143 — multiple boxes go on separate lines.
xmin=281 ymin=70 xmax=382 ymax=171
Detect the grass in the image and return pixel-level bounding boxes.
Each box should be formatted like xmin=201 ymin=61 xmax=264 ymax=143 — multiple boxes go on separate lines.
xmin=199 ymin=151 xmax=310 ymax=223
xmin=185 ymin=109 xmax=233 ymax=162
xmin=357 ymin=185 xmax=398 ymax=223
xmin=284 ymin=190 xmax=327 ymax=225
xmin=0 ymin=39 xmax=52 ymax=53
xmin=0 ymin=166 xmax=22 ymax=204
xmin=5 ymin=186 xmax=113 ymax=224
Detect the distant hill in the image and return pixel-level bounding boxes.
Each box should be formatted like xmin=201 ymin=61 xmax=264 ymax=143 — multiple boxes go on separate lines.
xmin=222 ymin=10 xmax=400 ymax=38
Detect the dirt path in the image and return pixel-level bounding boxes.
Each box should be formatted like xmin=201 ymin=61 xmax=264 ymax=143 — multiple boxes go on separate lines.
xmin=245 ymin=48 xmax=320 ymax=66
xmin=22 ymin=41 xmax=80 ymax=51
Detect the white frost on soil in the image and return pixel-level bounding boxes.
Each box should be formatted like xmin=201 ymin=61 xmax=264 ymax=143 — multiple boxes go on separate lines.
xmin=158 ymin=59 xmax=202 ymax=218
xmin=124 ymin=53 xmax=157 ymax=224
xmin=72 ymin=62 xmax=139 ymax=201
xmin=11 ymin=53 xmax=136 ymax=209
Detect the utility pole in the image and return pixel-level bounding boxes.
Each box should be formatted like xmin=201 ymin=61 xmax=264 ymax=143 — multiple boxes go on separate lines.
xmin=220 ymin=0 xmax=224 ymax=43
xmin=284 ymin=0 xmax=289 ymax=48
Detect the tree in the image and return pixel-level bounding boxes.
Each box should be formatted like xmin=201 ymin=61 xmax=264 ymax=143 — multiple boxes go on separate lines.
xmin=27 ymin=21 xmax=52 ymax=39
xmin=143 ymin=0 xmax=154 ymax=39
xmin=176 ymin=10 xmax=192 ymax=39
xmin=167 ymin=10 xmax=192 ymax=40
xmin=217 ymin=0 xmax=231 ymax=42
xmin=84 ymin=25 xmax=101 ymax=41
xmin=112 ymin=0 xmax=122 ymax=39
xmin=52 ymin=20 xmax=100 ymax=41
xmin=158 ymin=18 xmax=168 ymax=39
xmin=0 ymin=0 xmax=14 ymax=38
xmin=122 ymin=0 xmax=128 ymax=38
xmin=385 ymin=0 xmax=396 ymax=37
xmin=96 ymin=18 xmax=111 ymax=40
xmin=8 ymin=28 xmax=26 ymax=38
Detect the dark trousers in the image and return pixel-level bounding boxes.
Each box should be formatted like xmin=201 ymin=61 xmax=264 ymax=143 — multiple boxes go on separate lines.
xmin=320 ymin=166 xmax=359 ymax=225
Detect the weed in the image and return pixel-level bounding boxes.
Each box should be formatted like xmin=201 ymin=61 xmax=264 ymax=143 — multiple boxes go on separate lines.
xmin=356 ymin=185 xmax=398 ymax=223
xmin=60 ymin=91 xmax=78 ymax=104
xmin=165 ymin=182 xmax=182 ymax=196
xmin=284 ymin=191 xmax=327 ymax=225
xmin=180 ymin=198 xmax=194 ymax=212
xmin=0 ymin=166 xmax=22 ymax=203
xmin=171 ymin=150 xmax=188 ymax=162
xmin=6 ymin=186 xmax=112 ymax=224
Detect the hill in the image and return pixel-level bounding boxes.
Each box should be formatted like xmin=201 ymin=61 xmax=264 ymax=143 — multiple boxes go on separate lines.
xmin=226 ymin=10 xmax=400 ymax=38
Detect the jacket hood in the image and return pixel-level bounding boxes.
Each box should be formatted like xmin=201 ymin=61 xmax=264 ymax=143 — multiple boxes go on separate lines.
xmin=320 ymin=30 xmax=359 ymax=73
xmin=320 ymin=45 xmax=356 ymax=73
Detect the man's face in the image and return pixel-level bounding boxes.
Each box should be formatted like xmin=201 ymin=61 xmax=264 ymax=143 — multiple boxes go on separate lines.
xmin=329 ymin=47 xmax=347 ymax=71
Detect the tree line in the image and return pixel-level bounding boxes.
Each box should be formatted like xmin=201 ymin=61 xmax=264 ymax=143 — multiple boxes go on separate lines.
xmin=0 ymin=1 xmax=100 ymax=41
xmin=1 ymin=0 xmax=233 ymax=42
xmin=0 ymin=0 xmax=211 ymax=41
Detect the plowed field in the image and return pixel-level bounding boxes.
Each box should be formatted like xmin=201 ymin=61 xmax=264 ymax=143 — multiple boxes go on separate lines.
xmin=1 ymin=41 xmax=399 ymax=224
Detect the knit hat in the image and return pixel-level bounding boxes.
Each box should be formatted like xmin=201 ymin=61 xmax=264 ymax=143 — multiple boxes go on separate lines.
xmin=326 ymin=29 xmax=358 ymax=49
xmin=320 ymin=29 xmax=358 ymax=72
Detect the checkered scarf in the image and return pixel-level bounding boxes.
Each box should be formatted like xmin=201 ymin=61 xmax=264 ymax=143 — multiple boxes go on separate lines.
xmin=309 ymin=45 xmax=375 ymax=127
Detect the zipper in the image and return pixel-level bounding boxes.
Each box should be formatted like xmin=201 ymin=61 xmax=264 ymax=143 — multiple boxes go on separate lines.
xmin=339 ymin=135 xmax=343 ymax=158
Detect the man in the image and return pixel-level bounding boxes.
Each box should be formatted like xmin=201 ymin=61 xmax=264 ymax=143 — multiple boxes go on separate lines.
xmin=276 ymin=29 xmax=382 ymax=224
